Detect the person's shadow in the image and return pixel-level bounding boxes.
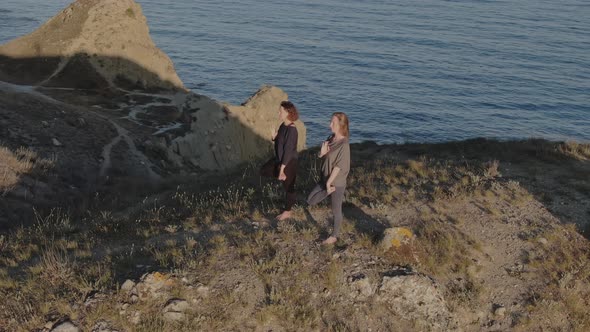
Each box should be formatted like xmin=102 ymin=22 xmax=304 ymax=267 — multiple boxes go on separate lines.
xmin=303 ymin=202 xmax=388 ymax=245
xmin=343 ymin=202 xmax=389 ymax=243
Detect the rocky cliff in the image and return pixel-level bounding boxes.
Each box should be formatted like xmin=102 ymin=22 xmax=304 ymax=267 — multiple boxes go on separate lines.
xmin=0 ymin=0 xmax=306 ymax=175
xmin=0 ymin=0 xmax=183 ymax=90
xmin=0 ymin=0 xmax=306 ymax=228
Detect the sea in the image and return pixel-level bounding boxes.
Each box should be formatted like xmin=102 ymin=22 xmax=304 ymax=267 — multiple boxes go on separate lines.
xmin=1 ymin=0 xmax=589 ymax=146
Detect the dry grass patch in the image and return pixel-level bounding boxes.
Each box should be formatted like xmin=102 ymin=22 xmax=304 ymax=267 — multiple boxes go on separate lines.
xmin=557 ymin=141 xmax=590 ymax=160
xmin=0 ymin=146 xmax=54 ymax=193
xmin=518 ymin=224 xmax=590 ymax=331
xmin=413 ymin=219 xmax=479 ymax=276
xmin=345 ymin=155 xmax=501 ymax=207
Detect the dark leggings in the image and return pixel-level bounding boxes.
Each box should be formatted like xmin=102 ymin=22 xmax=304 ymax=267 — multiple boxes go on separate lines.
xmin=307 ymin=183 xmax=345 ymax=237
xmin=260 ymin=158 xmax=298 ymax=211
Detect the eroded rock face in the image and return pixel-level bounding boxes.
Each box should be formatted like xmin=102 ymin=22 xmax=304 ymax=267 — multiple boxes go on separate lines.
xmin=0 ymin=0 xmax=306 ymax=181
xmin=0 ymin=0 xmax=183 ymax=91
xmin=167 ymin=85 xmax=306 ymax=170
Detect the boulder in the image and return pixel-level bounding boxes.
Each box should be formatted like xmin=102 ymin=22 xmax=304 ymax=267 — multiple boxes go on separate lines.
xmin=377 ymin=273 xmax=457 ymax=331
xmin=0 ymin=0 xmax=183 ymax=91
xmin=162 ymin=298 xmax=190 ymax=322
xmin=380 ymin=227 xmax=415 ymax=252
xmin=169 ymin=85 xmax=306 ymax=170
xmin=50 ymin=321 xmax=80 ymax=332
xmin=120 ymin=279 xmax=136 ymax=293
xmin=347 ymin=273 xmax=374 ymax=300
xmin=135 ymin=272 xmax=177 ymax=300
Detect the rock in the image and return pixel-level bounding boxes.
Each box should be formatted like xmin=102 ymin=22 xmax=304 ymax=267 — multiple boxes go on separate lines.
xmin=196 ymin=285 xmax=210 ymax=297
xmin=380 ymin=227 xmax=415 ymax=251
xmin=121 ymin=279 xmax=136 ymax=292
xmin=170 ymin=85 xmax=306 ymax=170
xmin=135 ymin=272 xmax=177 ymax=300
xmin=0 ymin=0 xmax=183 ymax=91
xmin=50 ymin=321 xmax=80 ymax=332
xmin=348 ymin=274 xmax=374 ymax=300
xmin=494 ymin=305 xmax=506 ymax=318
xmin=130 ymin=311 xmax=141 ymax=325
xmin=163 ymin=311 xmax=185 ymax=322
xmin=84 ymin=292 xmax=108 ymax=309
xmin=52 ymin=138 xmax=63 ymax=147
xmin=163 ymin=298 xmax=190 ymax=322
xmin=164 ymin=298 xmax=190 ymax=312
xmin=42 ymin=120 xmax=49 ymax=127
xmin=538 ymin=237 xmax=549 ymax=246
xmin=377 ymin=274 xmax=457 ymax=331
xmin=91 ymin=320 xmax=119 ymax=332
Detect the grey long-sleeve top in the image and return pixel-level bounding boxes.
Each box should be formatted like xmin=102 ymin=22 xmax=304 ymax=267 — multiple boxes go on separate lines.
xmin=321 ymin=137 xmax=350 ymax=187
xmin=274 ymin=123 xmax=298 ymax=166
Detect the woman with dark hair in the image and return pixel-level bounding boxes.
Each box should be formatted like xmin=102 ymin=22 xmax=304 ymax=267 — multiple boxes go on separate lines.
xmin=260 ymin=101 xmax=299 ymax=220
xmin=307 ymin=112 xmax=350 ymax=244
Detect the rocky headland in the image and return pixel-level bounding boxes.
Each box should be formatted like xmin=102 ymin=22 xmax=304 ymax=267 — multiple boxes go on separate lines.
xmin=0 ymin=1 xmax=589 ymax=331
xmin=0 ymin=0 xmax=305 ymax=229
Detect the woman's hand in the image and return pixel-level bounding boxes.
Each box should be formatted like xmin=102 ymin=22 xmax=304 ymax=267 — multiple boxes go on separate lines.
xmin=271 ymin=128 xmax=278 ymax=141
xmin=278 ymin=164 xmax=287 ymax=181
xmin=327 ymin=183 xmax=336 ymax=194
xmin=278 ymin=171 xmax=287 ymax=181
xmin=326 ymin=167 xmax=340 ymax=194
xmin=319 ymin=141 xmax=330 ymax=157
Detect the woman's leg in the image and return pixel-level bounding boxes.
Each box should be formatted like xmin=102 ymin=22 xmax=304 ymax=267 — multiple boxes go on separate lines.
xmin=330 ymin=187 xmax=346 ymax=238
xmin=283 ymin=159 xmax=298 ymax=211
xmin=307 ymin=183 xmax=329 ymax=206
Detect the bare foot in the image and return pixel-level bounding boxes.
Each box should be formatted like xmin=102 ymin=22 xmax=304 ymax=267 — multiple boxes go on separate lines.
xmin=276 ymin=210 xmax=292 ymax=221
xmin=322 ymin=236 xmax=337 ymax=245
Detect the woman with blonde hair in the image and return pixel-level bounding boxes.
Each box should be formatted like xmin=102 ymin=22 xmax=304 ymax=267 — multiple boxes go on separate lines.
xmin=260 ymin=101 xmax=299 ymax=220
xmin=307 ymin=112 xmax=351 ymax=244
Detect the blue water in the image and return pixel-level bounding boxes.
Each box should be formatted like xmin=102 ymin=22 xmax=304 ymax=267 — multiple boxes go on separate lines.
xmin=2 ymin=0 xmax=589 ymax=145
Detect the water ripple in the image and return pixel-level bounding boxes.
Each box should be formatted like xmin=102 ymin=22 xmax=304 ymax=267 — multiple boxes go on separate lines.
xmin=1 ymin=0 xmax=588 ymax=146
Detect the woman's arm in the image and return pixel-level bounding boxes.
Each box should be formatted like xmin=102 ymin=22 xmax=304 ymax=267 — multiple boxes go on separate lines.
xmin=319 ymin=141 xmax=329 ymax=158
xmin=279 ymin=126 xmax=297 ymax=180
xmin=280 ymin=127 xmax=298 ymax=164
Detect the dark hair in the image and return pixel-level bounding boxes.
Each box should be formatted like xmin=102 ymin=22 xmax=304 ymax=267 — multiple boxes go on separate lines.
xmin=281 ymin=101 xmax=299 ymax=121
xmin=332 ymin=112 xmax=349 ymax=137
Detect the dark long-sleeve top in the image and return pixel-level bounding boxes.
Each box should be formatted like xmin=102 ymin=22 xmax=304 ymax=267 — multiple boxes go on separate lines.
xmin=274 ymin=123 xmax=298 ymax=166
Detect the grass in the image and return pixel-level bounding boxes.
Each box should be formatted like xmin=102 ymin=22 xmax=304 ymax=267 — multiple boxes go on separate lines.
xmin=413 ymin=219 xmax=479 ymax=276
xmin=558 ymin=141 xmax=590 ymax=160
xmin=125 ymin=8 xmax=136 ymax=19
xmin=0 ymin=139 xmax=589 ymax=331
xmin=345 ymin=152 xmax=502 ymax=208
xmin=517 ymin=223 xmax=590 ymax=331
xmin=0 ymin=146 xmax=55 ymax=194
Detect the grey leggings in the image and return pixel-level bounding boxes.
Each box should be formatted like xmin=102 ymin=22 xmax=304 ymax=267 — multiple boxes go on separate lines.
xmin=307 ymin=183 xmax=345 ymax=237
